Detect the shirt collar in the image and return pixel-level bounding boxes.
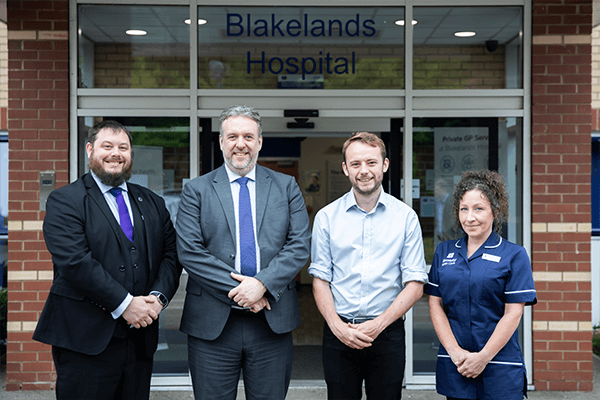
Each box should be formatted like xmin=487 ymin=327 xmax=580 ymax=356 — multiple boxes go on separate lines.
xmin=343 ymin=189 xmax=387 ymax=214
xmin=90 ymin=171 xmax=128 ymax=195
xmin=454 ymin=231 xmax=502 ymax=249
xmin=224 ymin=163 xmax=257 ymax=184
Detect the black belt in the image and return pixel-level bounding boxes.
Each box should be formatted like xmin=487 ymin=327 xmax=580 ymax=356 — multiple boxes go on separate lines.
xmin=339 ymin=315 xmax=376 ymax=324
xmin=339 ymin=315 xmax=405 ymax=325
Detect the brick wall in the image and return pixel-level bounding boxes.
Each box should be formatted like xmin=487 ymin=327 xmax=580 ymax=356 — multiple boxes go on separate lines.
xmin=531 ymin=0 xmax=593 ymax=391
xmin=6 ymin=0 xmax=68 ymax=391
xmin=1 ymin=21 xmax=7 ymax=130
xmin=593 ymin=24 xmax=600 ymax=130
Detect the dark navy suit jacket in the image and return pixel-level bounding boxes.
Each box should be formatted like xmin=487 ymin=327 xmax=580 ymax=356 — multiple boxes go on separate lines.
xmin=33 ymin=173 xmax=180 ymax=357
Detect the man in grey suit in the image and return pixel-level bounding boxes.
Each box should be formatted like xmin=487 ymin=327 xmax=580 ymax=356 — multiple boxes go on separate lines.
xmin=176 ymin=105 xmax=311 ymax=400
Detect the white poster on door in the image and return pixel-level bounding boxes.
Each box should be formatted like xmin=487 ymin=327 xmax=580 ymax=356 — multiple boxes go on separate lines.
xmin=434 ymin=127 xmax=488 ymax=247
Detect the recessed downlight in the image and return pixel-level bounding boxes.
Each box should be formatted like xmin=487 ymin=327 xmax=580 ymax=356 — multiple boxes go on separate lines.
xmin=395 ymin=20 xmax=417 ymax=26
xmin=185 ymin=18 xmax=208 ymax=25
xmin=455 ymin=31 xmax=476 ymax=37
xmin=126 ymin=29 xmax=147 ymax=36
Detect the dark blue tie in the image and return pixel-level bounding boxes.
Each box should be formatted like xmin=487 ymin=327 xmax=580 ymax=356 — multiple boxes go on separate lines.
xmin=237 ymin=177 xmax=256 ymax=277
xmin=109 ymin=187 xmax=134 ymax=242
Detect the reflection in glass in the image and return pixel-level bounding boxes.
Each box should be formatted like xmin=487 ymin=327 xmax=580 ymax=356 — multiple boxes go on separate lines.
xmin=154 ymin=273 xmax=189 ymax=375
xmin=411 ymin=117 xmax=523 ymax=374
xmin=198 ymin=7 xmax=405 ymax=89
xmin=78 ymin=5 xmax=190 ymax=89
xmin=413 ymin=7 xmax=523 ymax=89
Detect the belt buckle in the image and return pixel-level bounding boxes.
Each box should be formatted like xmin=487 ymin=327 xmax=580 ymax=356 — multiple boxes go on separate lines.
xmin=351 ymin=317 xmax=372 ymax=324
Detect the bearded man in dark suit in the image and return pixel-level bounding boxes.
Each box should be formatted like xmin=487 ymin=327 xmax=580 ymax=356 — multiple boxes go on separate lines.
xmin=33 ymin=120 xmax=180 ymax=400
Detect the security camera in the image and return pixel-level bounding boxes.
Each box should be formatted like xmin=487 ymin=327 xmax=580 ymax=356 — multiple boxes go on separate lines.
xmin=485 ymin=40 xmax=498 ymax=53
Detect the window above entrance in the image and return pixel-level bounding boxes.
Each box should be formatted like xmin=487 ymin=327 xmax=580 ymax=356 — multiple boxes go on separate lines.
xmin=198 ymin=6 xmax=405 ymax=90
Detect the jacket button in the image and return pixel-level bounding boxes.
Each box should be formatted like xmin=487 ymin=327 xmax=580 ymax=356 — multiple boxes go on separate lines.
xmin=119 ymin=266 xmax=126 ymax=272
xmin=130 ymin=246 xmax=136 ymax=253
xmin=133 ymin=263 xmax=138 ymax=269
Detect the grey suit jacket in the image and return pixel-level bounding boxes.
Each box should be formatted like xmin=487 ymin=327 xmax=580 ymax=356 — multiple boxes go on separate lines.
xmin=176 ymin=164 xmax=311 ymax=340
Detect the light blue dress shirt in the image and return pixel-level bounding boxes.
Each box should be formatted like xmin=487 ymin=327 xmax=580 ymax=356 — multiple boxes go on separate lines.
xmin=223 ymin=164 xmax=261 ymax=274
xmin=308 ymin=190 xmax=428 ymax=319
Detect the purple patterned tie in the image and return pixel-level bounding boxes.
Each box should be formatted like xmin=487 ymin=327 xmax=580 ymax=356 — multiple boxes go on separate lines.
xmin=109 ymin=188 xmax=134 ymax=242
xmin=237 ymin=177 xmax=256 ymax=277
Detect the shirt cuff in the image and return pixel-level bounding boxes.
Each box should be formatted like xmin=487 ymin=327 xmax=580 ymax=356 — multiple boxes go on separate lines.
xmin=111 ymin=293 xmax=133 ymax=319
xmin=307 ymin=263 xmax=332 ymax=282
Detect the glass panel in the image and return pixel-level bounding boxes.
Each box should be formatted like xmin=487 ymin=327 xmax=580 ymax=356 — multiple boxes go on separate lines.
xmin=411 ymin=117 xmax=523 ymax=374
xmin=592 ymin=136 xmax=600 ymax=236
xmin=413 ymin=7 xmax=523 ymax=89
xmin=154 ymin=273 xmax=189 ymax=375
xmin=198 ymin=7 xmax=404 ymax=89
xmin=78 ymin=5 xmax=190 ymax=89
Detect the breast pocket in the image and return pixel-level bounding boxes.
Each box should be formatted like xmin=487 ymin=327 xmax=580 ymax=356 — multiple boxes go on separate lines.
xmin=477 ymin=260 xmax=509 ymax=309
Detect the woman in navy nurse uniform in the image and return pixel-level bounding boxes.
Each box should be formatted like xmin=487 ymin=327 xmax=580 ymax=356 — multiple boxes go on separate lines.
xmin=425 ymin=170 xmax=537 ymax=400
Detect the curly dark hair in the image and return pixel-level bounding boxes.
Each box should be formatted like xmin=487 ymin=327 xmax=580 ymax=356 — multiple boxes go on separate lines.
xmin=451 ymin=170 xmax=509 ymax=236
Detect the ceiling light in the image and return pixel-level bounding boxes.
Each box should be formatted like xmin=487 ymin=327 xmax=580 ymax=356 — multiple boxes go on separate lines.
xmin=395 ymin=20 xmax=417 ymax=26
xmin=126 ymin=29 xmax=147 ymax=36
xmin=455 ymin=31 xmax=476 ymax=37
xmin=185 ymin=18 xmax=208 ymax=25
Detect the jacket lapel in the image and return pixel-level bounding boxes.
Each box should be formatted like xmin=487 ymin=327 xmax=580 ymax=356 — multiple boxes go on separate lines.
xmin=255 ymin=165 xmax=271 ymax=233
xmin=213 ymin=166 xmax=237 ymax=243
xmin=83 ymin=173 xmax=124 ymax=242
xmin=127 ymin=184 xmax=153 ymax=270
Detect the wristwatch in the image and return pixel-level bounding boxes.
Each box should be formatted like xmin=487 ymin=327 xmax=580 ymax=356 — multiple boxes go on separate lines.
xmin=149 ymin=291 xmax=168 ymax=309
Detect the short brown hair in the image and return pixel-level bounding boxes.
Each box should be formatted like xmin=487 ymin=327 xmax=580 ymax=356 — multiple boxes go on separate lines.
xmin=342 ymin=132 xmax=387 ymax=163
xmin=87 ymin=120 xmax=132 ymax=146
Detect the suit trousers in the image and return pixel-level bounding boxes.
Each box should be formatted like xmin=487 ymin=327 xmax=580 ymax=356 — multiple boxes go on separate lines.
xmin=322 ymin=318 xmax=406 ymax=400
xmin=188 ymin=309 xmax=293 ymax=400
xmin=52 ymin=329 xmax=153 ymax=400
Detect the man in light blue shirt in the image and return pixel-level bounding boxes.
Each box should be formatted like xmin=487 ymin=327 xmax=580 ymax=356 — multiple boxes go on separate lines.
xmin=309 ymin=132 xmax=427 ymax=400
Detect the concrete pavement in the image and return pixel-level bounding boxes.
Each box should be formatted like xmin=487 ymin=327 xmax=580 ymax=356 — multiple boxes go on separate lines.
xmin=1 ymin=354 xmax=598 ymax=399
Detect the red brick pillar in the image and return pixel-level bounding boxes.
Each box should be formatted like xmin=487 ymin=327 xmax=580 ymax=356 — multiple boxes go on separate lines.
xmin=6 ymin=0 xmax=68 ymax=391
xmin=531 ymin=0 xmax=593 ymax=391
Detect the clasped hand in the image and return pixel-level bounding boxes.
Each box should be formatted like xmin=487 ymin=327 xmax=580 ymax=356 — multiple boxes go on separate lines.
xmin=228 ymin=272 xmax=270 ymax=313
xmin=122 ymin=295 xmax=163 ymax=329
xmin=449 ymin=348 xmax=491 ymax=379
xmin=332 ymin=319 xmax=384 ymax=350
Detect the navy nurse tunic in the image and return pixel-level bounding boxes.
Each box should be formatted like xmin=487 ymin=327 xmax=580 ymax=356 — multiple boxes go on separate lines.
xmin=425 ymin=232 xmax=537 ymax=400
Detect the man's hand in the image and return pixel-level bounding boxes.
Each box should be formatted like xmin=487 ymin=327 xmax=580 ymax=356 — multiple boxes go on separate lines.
xmin=122 ymin=295 xmax=159 ymax=329
xmin=331 ymin=320 xmax=374 ymax=350
xmin=148 ymin=294 xmax=165 ymax=316
xmin=228 ymin=272 xmax=267 ymax=308
xmin=349 ymin=319 xmax=385 ymax=342
xmin=248 ymin=296 xmax=271 ymax=313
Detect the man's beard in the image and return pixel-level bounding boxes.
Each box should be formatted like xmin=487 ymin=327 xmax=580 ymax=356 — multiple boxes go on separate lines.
xmin=352 ymin=177 xmax=382 ymax=196
xmin=88 ymin=157 xmax=132 ymax=187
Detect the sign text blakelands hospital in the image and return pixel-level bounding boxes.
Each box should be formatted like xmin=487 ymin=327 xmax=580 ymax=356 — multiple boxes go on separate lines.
xmin=227 ymin=13 xmax=377 ymax=79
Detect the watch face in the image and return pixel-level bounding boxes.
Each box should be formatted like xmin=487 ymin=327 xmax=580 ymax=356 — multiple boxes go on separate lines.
xmin=151 ymin=292 xmax=166 ymax=306
xmin=158 ymin=294 xmax=167 ymax=306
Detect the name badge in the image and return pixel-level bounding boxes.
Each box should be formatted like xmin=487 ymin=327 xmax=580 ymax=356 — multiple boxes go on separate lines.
xmin=483 ymin=253 xmax=501 ymax=263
